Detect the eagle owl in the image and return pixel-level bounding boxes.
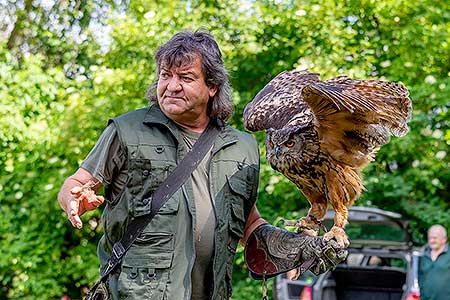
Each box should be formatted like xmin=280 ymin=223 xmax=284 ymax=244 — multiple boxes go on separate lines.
xmin=244 ymin=70 xmax=412 ymax=247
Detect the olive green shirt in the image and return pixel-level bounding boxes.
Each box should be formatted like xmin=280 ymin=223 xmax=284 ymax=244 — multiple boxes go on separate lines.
xmin=178 ymin=127 xmax=215 ymax=300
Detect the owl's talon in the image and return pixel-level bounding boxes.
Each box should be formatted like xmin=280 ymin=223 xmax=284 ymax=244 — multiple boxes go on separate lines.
xmin=323 ymin=226 xmax=349 ymax=248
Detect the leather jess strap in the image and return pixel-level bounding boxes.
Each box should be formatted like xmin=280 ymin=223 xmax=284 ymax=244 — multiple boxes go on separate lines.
xmin=86 ymin=122 xmax=220 ymax=296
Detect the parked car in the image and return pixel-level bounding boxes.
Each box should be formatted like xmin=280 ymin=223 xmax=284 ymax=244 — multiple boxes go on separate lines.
xmin=273 ymin=206 xmax=421 ymax=300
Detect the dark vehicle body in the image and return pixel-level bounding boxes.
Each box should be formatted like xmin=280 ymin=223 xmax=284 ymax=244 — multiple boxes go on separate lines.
xmin=274 ymin=207 xmax=421 ymax=300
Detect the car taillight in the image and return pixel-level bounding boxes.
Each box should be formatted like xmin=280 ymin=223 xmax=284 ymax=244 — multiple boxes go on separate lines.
xmin=300 ymin=285 xmax=312 ymax=300
xmin=406 ymin=290 xmax=420 ymax=300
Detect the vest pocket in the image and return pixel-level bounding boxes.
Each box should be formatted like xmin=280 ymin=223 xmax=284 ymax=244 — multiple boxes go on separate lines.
xmin=226 ymin=175 xmax=249 ymax=240
xmin=134 ymin=232 xmax=174 ymax=251
xmin=117 ymin=264 xmax=170 ymax=300
xmin=117 ymin=234 xmax=173 ymax=299
xmin=229 ymin=202 xmax=245 ymax=238
xmin=127 ymin=158 xmax=177 ymax=217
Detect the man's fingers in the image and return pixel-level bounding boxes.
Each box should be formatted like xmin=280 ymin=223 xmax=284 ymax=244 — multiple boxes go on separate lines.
xmin=66 ymin=182 xmax=103 ymax=229
xmin=69 ymin=213 xmax=83 ymax=229
xmin=68 ymin=209 xmax=83 ymax=229
xmin=312 ymin=258 xmax=328 ymax=275
xmin=322 ymin=239 xmax=348 ymax=264
xmin=68 ymin=197 xmax=79 ymax=215
xmin=70 ymin=185 xmax=83 ymax=197
xmin=83 ymin=195 xmax=104 ymax=211
xmin=338 ymin=249 xmax=348 ymax=260
xmin=92 ymin=195 xmax=104 ymax=207
xmin=326 ymin=239 xmax=348 ymax=260
xmin=310 ymin=238 xmax=348 ymax=275
xmin=67 ymin=198 xmax=83 ymax=229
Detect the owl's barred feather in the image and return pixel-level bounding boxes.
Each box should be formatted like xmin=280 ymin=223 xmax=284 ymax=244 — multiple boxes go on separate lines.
xmin=244 ymin=70 xmax=412 ymax=247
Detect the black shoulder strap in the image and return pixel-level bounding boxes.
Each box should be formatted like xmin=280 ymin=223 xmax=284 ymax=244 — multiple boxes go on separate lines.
xmin=87 ymin=122 xmax=220 ymax=295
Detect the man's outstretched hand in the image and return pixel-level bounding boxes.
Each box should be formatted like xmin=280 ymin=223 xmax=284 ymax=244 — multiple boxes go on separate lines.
xmin=67 ymin=181 xmax=104 ymax=229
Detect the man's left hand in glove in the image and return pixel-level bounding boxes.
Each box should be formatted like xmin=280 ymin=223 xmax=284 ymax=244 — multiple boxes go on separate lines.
xmin=242 ymin=207 xmax=348 ymax=280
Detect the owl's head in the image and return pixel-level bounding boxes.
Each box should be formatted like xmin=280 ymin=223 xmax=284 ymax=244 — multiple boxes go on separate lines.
xmin=266 ymin=124 xmax=319 ymax=171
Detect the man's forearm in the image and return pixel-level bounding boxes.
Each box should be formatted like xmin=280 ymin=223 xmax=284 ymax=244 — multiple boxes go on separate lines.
xmin=242 ymin=205 xmax=268 ymax=244
xmin=242 ymin=217 xmax=268 ymax=244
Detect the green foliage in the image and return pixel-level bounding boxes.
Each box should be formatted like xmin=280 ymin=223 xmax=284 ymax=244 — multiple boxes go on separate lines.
xmin=1 ymin=0 xmax=449 ymax=299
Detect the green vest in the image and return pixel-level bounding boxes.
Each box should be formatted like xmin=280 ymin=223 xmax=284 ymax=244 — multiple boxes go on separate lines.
xmin=97 ymin=105 xmax=260 ymax=300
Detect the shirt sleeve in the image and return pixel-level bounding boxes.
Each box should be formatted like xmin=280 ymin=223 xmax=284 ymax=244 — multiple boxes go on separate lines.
xmin=80 ymin=123 xmax=126 ymax=186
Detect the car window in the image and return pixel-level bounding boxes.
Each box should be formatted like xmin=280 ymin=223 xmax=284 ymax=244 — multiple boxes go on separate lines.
xmin=367 ymin=256 xmax=408 ymax=270
xmin=324 ymin=220 xmax=407 ymax=243
xmin=346 ymin=253 xmax=364 ymax=266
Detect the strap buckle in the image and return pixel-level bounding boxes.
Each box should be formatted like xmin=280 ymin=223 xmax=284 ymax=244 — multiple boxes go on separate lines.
xmin=111 ymin=241 xmax=125 ymax=262
xmin=100 ymin=242 xmax=125 ymax=276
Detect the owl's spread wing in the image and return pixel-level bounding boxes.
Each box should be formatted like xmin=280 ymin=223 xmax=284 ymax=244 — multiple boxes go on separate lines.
xmin=243 ymin=71 xmax=320 ymax=131
xmin=244 ymin=70 xmax=412 ymax=168
xmin=302 ymin=76 xmax=412 ymax=167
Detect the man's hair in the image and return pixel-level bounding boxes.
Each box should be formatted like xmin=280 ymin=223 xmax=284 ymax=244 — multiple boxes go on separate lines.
xmin=428 ymin=224 xmax=448 ymax=238
xmin=147 ymin=30 xmax=233 ymax=122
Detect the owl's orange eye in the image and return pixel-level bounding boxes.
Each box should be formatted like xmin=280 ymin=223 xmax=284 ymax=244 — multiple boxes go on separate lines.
xmin=285 ymin=141 xmax=295 ymax=148
xmin=269 ymin=141 xmax=274 ymax=148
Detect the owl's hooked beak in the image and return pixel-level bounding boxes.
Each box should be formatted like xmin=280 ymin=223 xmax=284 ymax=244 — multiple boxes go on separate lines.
xmin=275 ymin=146 xmax=281 ymax=158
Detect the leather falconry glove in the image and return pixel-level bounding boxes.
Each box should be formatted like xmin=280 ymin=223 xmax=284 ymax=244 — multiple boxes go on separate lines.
xmin=245 ymin=224 xmax=348 ymax=279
